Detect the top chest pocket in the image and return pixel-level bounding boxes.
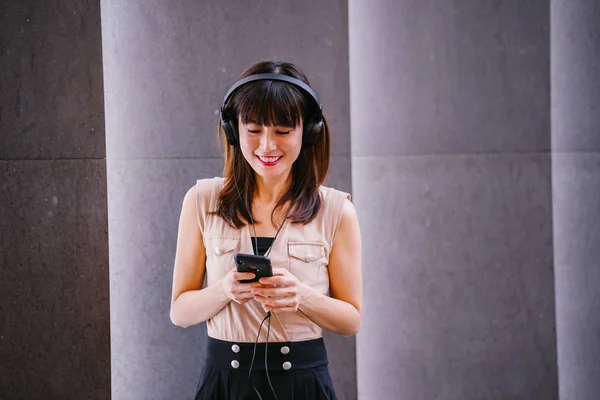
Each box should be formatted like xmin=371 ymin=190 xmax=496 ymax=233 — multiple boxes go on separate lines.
xmin=204 ymin=236 xmax=240 ymax=283
xmin=287 ymin=241 xmax=328 ymax=287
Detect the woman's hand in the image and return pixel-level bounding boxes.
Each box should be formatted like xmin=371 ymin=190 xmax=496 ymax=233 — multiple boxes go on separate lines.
xmin=251 ymin=268 xmax=303 ymax=313
xmin=222 ymin=268 xmax=256 ymax=305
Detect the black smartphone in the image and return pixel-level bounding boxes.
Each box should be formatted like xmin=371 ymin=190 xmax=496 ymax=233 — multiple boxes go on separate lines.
xmin=234 ymin=253 xmax=273 ymax=283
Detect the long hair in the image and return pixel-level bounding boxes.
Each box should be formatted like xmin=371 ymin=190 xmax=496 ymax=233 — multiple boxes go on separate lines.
xmin=215 ymin=60 xmax=331 ymax=229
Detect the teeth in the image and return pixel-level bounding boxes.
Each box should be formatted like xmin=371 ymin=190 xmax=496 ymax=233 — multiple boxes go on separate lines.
xmin=258 ymin=156 xmax=281 ymax=163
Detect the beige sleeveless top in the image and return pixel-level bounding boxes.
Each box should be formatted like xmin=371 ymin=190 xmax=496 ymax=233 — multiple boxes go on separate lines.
xmin=195 ymin=177 xmax=351 ymax=343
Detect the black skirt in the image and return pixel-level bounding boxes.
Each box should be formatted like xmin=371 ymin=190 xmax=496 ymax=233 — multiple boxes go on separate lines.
xmin=194 ymin=337 xmax=337 ymax=400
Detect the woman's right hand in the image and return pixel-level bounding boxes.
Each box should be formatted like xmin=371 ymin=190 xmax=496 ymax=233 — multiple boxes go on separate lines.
xmin=222 ymin=268 xmax=257 ymax=305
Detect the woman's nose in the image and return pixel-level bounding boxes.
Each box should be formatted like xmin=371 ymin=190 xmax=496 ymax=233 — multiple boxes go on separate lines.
xmin=259 ymin=130 xmax=276 ymax=151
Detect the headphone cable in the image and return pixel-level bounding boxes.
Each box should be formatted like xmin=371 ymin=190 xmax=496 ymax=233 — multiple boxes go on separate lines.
xmin=234 ymin=169 xmax=280 ymax=399
xmin=249 ymin=312 xmax=270 ymax=400
xmin=264 ymin=310 xmax=279 ymax=400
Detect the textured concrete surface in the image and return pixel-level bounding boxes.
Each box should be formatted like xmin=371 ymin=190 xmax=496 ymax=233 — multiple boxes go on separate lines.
xmin=350 ymin=1 xmax=557 ymax=399
xmin=101 ymin=0 xmax=355 ymax=398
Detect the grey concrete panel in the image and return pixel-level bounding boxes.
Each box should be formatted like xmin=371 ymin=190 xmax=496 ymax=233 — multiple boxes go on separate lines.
xmin=551 ymin=2 xmax=600 ymax=398
xmin=349 ymin=0 xmax=550 ymax=157
xmin=551 ymin=1 xmax=600 ymax=152
xmin=325 ymin=155 xmax=353 ymax=195
xmin=0 ymin=1 xmax=105 ymax=160
xmin=323 ymin=332 xmax=357 ymax=400
xmin=101 ymin=0 xmax=350 ymax=160
xmin=107 ymin=158 xmax=222 ymax=399
xmin=552 ymin=156 xmax=600 ymax=399
xmin=103 ymin=1 xmax=355 ymax=396
xmin=0 ymin=160 xmax=110 ymax=399
xmin=354 ymin=154 xmax=557 ymax=400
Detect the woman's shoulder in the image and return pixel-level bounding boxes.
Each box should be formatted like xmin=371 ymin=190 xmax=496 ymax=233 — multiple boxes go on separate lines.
xmin=318 ymin=184 xmax=351 ymax=203
xmin=195 ymin=176 xmax=225 ymax=188
xmin=184 ymin=177 xmax=225 ymax=233
xmin=183 ymin=177 xmax=225 ymax=212
xmin=316 ymin=185 xmax=355 ymax=244
xmin=317 ymin=184 xmax=352 ymax=221
xmin=192 ymin=176 xmax=225 ymax=197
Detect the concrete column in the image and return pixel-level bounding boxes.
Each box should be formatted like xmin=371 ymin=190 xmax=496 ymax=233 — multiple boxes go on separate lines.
xmin=350 ymin=1 xmax=557 ymax=399
xmin=0 ymin=1 xmax=110 ymax=398
xmin=101 ymin=0 xmax=354 ymax=398
xmin=551 ymin=1 xmax=600 ymax=399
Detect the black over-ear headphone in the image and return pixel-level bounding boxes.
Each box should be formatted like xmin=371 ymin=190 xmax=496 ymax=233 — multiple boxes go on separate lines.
xmin=220 ymin=73 xmax=324 ymax=146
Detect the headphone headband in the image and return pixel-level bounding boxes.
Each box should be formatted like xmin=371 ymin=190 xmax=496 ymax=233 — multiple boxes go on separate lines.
xmin=222 ymin=73 xmax=322 ymax=112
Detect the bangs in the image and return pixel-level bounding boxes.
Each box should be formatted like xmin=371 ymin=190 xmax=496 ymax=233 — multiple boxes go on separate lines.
xmin=231 ymin=80 xmax=309 ymax=128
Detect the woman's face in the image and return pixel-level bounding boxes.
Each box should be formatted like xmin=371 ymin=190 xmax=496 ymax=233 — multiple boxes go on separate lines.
xmin=238 ymin=115 xmax=303 ymax=182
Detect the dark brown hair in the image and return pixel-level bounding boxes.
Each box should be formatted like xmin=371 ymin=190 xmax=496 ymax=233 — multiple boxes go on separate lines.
xmin=215 ymin=61 xmax=331 ymax=229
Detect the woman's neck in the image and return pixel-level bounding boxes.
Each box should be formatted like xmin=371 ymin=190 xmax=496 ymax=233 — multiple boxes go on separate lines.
xmin=254 ymin=173 xmax=292 ymax=205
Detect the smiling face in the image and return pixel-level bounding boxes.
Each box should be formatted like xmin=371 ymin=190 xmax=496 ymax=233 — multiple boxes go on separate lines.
xmin=238 ymin=116 xmax=304 ymax=181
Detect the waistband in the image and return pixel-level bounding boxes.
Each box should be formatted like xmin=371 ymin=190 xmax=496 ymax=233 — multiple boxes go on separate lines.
xmin=205 ymin=337 xmax=328 ymax=371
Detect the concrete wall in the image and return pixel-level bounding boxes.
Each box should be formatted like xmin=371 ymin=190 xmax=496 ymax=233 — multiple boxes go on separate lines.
xmin=4 ymin=1 xmax=600 ymax=399
xmin=551 ymin=1 xmax=600 ymax=399
xmin=0 ymin=1 xmax=110 ymax=399
xmin=101 ymin=0 xmax=354 ymax=398
xmin=350 ymin=1 xmax=557 ymax=399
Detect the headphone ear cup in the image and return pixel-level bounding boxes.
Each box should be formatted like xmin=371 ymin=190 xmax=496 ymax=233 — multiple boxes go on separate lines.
xmin=222 ymin=119 xmax=238 ymax=146
xmin=221 ymin=108 xmax=238 ymax=146
xmin=303 ymin=117 xmax=323 ymax=146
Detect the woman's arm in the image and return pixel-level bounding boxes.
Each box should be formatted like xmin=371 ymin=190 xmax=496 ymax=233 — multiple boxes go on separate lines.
xmin=169 ymin=186 xmax=229 ymax=328
xmin=252 ymin=198 xmax=363 ymax=336
xmin=169 ymin=186 xmax=255 ymax=328
xmin=297 ymin=198 xmax=363 ymax=336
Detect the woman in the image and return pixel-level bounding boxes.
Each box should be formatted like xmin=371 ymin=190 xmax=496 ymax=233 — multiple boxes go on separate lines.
xmin=170 ymin=60 xmax=362 ymax=400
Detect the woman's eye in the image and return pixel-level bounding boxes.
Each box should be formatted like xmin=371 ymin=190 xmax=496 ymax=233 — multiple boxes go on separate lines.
xmin=246 ymin=129 xmax=290 ymax=135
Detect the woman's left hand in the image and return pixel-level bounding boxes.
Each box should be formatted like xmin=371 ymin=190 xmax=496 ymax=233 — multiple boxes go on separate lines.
xmin=251 ymin=268 xmax=302 ymax=313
